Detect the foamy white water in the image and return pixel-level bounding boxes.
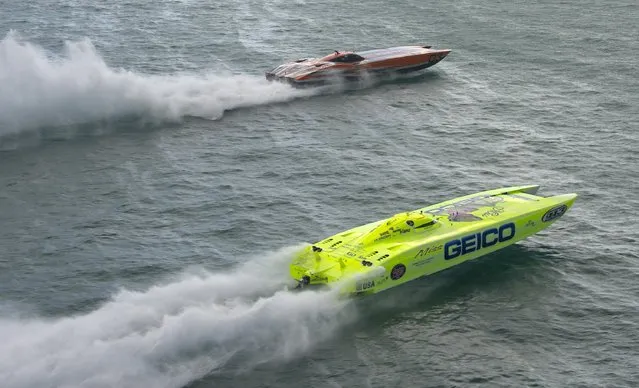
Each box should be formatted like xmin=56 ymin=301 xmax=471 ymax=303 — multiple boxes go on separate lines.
xmin=0 ymin=31 xmax=314 ymax=136
xmin=0 ymin=245 xmax=356 ymax=388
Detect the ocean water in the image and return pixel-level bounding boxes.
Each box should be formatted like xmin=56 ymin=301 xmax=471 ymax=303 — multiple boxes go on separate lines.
xmin=1 ymin=1 xmax=638 ymax=387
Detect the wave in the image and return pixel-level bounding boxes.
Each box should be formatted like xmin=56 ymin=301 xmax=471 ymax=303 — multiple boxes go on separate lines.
xmin=0 ymin=31 xmax=315 ymax=137
xmin=0 ymin=245 xmax=357 ymax=388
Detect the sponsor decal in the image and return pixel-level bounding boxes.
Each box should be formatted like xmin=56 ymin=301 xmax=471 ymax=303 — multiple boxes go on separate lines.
xmin=444 ymin=222 xmax=516 ymax=260
xmin=373 ymin=227 xmax=413 ymax=242
xmin=356 ymin=280 xmax=375 ymax=291
xmin=414 ymin=244 xmax=443 ymax=258
xmin=374 ymin=232 xmax=392 ymax=242
xmin=412 ymin=257 xmax=434 ymax=267
xmin=390 ymin=264 xmax=406 ymax=280
xmin=481 ymin=206 xmax=505 ymax=217
xmin=542 ymin=205 xmax=568 ymax=223
xmin=430 ymin=53 xmax=445 ymax=62
xmin=525 ymin=220 xmax=536 ymax=228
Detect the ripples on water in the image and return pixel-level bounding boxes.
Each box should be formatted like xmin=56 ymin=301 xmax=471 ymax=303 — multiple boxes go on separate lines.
xmin=1 ymin=0 xmax=638 ymax=387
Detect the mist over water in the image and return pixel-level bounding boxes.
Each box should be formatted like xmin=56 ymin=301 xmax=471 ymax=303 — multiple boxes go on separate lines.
xmin=0 ymin=245 xmax=357 ymax=388
xmin=0 ymin=32 xmax=315 ymax=136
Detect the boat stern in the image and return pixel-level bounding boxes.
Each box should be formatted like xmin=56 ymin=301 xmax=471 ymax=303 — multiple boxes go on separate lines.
xmin=289 ymin=245 xmax=387 ymax=294
xmin=265 ymin=60 xmax=336 ymax=87
xmin=289 ymin=245 xmax=342 ymax=287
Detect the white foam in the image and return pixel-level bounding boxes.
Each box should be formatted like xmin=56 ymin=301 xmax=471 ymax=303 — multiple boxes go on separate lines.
xmin=0 ymin=31 xmax=315 ymax=136
xmin=0 ymin=244 xmax=357 ymax=388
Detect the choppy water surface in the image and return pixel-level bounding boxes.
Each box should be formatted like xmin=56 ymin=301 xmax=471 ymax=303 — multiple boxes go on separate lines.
xmin=1 ymin=1 xmax=638 ymax=387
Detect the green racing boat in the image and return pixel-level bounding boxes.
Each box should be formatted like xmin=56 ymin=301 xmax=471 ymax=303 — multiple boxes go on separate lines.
xmin=290 ymin=185 xmax=577 ymax=296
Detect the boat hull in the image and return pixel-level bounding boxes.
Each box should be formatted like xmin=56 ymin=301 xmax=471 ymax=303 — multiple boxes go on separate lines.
xmin=265 ymin=46 xmax=451 ymax=87
xmin=289 ymin=185 xmax=577 ymax=297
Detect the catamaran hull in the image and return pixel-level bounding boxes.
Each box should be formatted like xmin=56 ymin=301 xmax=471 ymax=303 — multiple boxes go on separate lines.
xmin=265 ymin=45 xmax=451 ymax=88
xmin=266 ymin=60 xmax=447 ymax=88
xmin=347 ymin=198 xmax=574 ymax=296
xmin=290 ymin=185 xmax=577 ymax=297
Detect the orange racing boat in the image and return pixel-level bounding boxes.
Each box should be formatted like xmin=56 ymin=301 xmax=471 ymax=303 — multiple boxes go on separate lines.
xmin=265 ymin=45 xmax=451 ymax=86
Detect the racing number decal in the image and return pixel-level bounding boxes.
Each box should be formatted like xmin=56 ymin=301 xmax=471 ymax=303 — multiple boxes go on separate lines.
xmin=390 ymin=264 xmax=406 ymax=280
xmin=542 ymin=205 xmax=568 ymax=222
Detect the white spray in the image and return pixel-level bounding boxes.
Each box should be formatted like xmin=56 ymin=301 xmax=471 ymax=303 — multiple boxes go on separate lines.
xmin=0 ymin=245 xmax=357 ymax=388
xmin=0 ymin=31 xmax=315 ymax=136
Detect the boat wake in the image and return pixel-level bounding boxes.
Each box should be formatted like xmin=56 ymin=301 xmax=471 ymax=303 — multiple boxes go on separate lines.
xmin=0 ymin=245 xmax=357 ymax=388
xmin=0 ymin=31 xmax=316 ymax=139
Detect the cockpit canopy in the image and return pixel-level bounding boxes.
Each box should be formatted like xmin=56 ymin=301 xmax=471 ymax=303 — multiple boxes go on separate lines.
xmin=360 ymin=212 xmax=437 ymax=245
xmin=319 ymin=51 xmax=365 ymax=63
xmin=330 ymin=53 xmax=365 ymax=63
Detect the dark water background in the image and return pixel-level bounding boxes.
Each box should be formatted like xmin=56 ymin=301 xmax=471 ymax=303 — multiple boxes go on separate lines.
xmin=1 ymin=0 xmax=637 ymax=387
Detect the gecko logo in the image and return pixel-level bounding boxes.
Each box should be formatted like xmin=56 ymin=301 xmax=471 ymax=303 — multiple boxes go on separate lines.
xmin=444 ymin=222 xmax=516 ymax=260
